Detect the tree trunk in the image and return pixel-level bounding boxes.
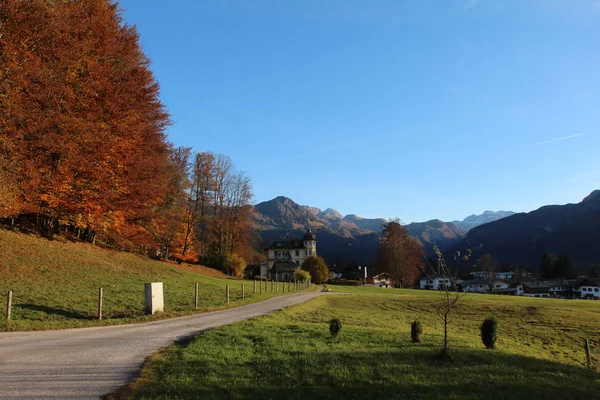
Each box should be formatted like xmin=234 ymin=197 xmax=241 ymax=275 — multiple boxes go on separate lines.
xmin=444 ymin=313 xmax=448 ymax=350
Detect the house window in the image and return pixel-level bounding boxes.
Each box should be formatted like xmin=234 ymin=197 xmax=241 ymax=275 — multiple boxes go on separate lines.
xmin=295 ymin=250 xmax=299 ymax=256
xmin=275 ymin=251 xmax=281 ymax=258
xmin=595 ymin=288 xmax=599 ymax=292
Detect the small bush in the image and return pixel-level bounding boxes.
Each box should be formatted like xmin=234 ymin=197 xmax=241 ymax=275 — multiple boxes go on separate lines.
xmin=411 ymin=320 xmax=423 ymax=343
xmin=329 ymin=318 xmax=342 ymax=338
xmin=481 ymin=316 xmax=498 ymax=349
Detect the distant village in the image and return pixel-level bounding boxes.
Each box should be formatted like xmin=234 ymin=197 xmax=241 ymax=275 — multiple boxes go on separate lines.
xmin=247 ymin=227 xmax=600 ymax=300
xmin=419 ymin=272 xmax=600 ymax=300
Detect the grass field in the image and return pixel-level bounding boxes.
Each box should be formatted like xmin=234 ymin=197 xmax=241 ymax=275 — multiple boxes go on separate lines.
xmin=119 ymin=287 xmax=600 ymax=399
xmin=0 ymin=229 xmax=311 ymax=331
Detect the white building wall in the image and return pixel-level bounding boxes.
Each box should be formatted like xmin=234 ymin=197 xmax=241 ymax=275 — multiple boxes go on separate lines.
xmin=266 ymin=240 xmax=316 ymax=270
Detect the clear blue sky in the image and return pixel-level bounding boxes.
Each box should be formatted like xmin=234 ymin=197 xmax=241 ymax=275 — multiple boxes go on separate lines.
xmin=119 ymin=0 xmax=600 ymax=223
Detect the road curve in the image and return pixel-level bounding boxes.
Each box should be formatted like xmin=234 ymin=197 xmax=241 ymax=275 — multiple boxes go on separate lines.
xmin=0 ymin=291 xmax=325 ymax=400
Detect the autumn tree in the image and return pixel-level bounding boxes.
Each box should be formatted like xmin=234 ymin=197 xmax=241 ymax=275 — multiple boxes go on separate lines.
xmin=0 ymin=0 xmax=171 ymax=244
xmin=187 ymin=152 xmax=216 ymax=259
xmin=373 ymin=219 xmax=421 ymax=288
xmin=302 ymin=255 xmax=329 ymax=283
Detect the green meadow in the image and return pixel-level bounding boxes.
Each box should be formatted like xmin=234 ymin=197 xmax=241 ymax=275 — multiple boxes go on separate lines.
xmin=118 ymin=287 xmax=600 ymax=400
xmin=0 ymin=229 xmax=310 ymax=331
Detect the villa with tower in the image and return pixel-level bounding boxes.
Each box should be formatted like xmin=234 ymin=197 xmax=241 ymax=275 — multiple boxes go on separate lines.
xmin=261 ymin=226 xmax=317 ymax=281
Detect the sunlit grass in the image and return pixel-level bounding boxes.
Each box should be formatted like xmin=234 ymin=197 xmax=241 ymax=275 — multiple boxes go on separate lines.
xmin=0 ymin=229 xmax=310 ymax=331
xmin=118 ymin=291 xmax=600 ymax=399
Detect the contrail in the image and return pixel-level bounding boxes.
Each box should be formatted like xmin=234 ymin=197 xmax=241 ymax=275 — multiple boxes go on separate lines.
xmin=536 ymin=133 xmax=585 ymax=146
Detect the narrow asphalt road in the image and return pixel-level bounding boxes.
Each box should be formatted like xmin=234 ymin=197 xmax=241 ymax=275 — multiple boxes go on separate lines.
xmin=0 ymin=291 xmax=325 ymax=400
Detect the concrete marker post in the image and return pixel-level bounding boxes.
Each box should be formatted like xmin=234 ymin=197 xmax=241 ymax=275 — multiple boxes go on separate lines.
xmin=253 ymin=280 xmax=257 ymax=295
xmin=226 ymin=285 xmax=230 ymax=304
xmin=6 ymin=290 xmax=12 ymax=321
xmin=97 ymin=288 xmax=103 ymax=321
xmin=194 ymin=283 xmax=199 ymax=309
xmin=260 ymin=279 xmax=263 ymax=295
xmin=242 ymin=283 xmax=245 ymax=300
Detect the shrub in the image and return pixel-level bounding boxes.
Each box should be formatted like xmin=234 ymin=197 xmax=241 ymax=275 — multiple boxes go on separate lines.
xmin=411 ymin=320 xmax=423 ymax=343
xmin=294 ymin=268 xmax=311 ymax=282
xmin=481 ymin=316 xmax=498 ymax=349
xmin=225 ymin=253 xmax=246 ymax=278
xmin=329 ymin=318 xmax=342 ymax=338
xmin=301 ymin=255 xmax=329 ymax=283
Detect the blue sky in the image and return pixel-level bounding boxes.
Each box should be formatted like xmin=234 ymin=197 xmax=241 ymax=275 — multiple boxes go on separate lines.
xmin=119 ymin=0 xmax=600 ymax=223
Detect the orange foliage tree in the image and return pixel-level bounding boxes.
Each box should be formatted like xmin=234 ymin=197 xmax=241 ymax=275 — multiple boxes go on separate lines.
xmin=0 ymin=0 xmax=171 ymax=244
xmin=373 ymin=219 xmax=422 ymax=287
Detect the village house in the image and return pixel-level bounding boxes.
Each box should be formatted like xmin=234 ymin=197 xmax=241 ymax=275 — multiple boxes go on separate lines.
xmin=372 ymin=273 xmax=392 ymax=288
xmin=574 ymin=277 xmax=600 ymax=299
xmin=262 ymin=227 xmax=316 ymax=282
xmin=420 ymin=275 xmax=452 ymax=290
xmin=462 ymin=278 xmax=511 ymax=294
xmin=471 ymin=271 xmax=516 ymax=281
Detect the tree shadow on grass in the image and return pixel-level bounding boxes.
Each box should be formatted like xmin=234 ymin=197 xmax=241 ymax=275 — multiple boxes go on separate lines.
xmin=16 ymin=303 xmax=94 ymax=320
xmin=129 ymin=345 xmax=600 ymax=400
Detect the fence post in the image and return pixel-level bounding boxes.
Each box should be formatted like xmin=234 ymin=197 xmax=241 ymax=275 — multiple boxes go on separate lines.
xmin=253 ymin=280 xmax=257 ymax=295
xmin=97 ymin=288 xmax=103 ymax=321
xmin=226 ymin=285 xmax=230 ymax=304
xmin=271 ymin=280 xmax=274 ymax=293
xmin=260 ymin=279 xmax=263 ymax=295
xmin=6 ymin=290 xmax=12 ymax=321
xmin=194 ymin=283 xmax=199 ymax=309
xmin=276 ymin=281 xmax=279 ymax=293
xmin=585 ymin=339 xmax=592 ymax=369
xmin=242 ymin=283 xmax=245 ymax=300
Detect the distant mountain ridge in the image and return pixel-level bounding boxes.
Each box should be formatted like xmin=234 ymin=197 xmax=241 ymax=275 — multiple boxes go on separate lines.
xmin=253 ymin=196 xmax=472 ymax=264
xmin=452 ymin=210 xmax=515 ymax=231
xmin=451 ymin=190 xmax=600 ymax=266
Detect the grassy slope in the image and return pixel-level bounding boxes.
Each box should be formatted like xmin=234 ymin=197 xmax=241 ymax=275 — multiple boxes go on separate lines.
xmin=0 ymin=229 xmax=309 ymax=331
xmin=121 ymin=288 xmax=600 ymax=400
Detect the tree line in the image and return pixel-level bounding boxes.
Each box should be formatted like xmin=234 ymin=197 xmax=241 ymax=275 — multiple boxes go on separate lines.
xmin=0 ymin=0 xmax=256 ymax=274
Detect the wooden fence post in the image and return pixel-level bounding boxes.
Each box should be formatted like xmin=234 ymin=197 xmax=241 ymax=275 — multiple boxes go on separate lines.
xmin=226 ymin=285 xmax=230 ymax=304
xmin=6 ymin=290 xmax=12 ymax=321
xmin=194 ymin=283 xmax=199 ymax=309
xmin=97 ymin=288 xmax=103 ymax=321
xmin=253 ymin=280 xmax=257 ymax=295
xmin=271 ymin=280 xmax=274 ymax=293
xmin=276 ymin=281 xmax=279 ymax=293
xmin=585 ymin=339 xmax=592 ymax=369
xmin=260 ymin=279 xmax=263 ymax=295
xmin=242 ymin=283 xmax=245 ymax=300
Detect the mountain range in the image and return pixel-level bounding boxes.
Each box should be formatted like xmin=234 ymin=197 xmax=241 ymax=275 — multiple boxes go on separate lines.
xmin=252 ymin=196 xmax=514 ymax=266
xmin=452 ymin=190 xmax=600 ymax=266
xmin=254 ymin=191 xmax=600 ymax=268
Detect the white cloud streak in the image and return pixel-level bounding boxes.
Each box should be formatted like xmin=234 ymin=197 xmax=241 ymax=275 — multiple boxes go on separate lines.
xmin=463 ymin=0 xmax=480 ymax=10
xmin=536 ymin=133 xmax=585 ymax=146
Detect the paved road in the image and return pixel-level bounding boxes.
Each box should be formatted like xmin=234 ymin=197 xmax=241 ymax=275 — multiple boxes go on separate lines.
xmin=0 ymin=291 xmax=325 ymax=400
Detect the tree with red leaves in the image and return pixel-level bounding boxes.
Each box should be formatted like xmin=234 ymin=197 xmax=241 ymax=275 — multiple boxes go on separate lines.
xmin=373 ymin=219 xmax=422 ymax=288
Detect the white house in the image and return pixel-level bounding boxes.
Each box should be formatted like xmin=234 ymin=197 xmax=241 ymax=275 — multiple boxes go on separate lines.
xmin=574 ymin=278 xmax=600 ymax=299
xmin=263 ymin=227 xmax=317 ymax=281
xmin=373 ymin=273 xmax=392 ymax=288
xmin=471 ymin=271 xmax=516 ymax=281
xmin=420 ymin=275 xmax=451 ymax=290
xmin=463 ymin=279 xmax=510 ymax=294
